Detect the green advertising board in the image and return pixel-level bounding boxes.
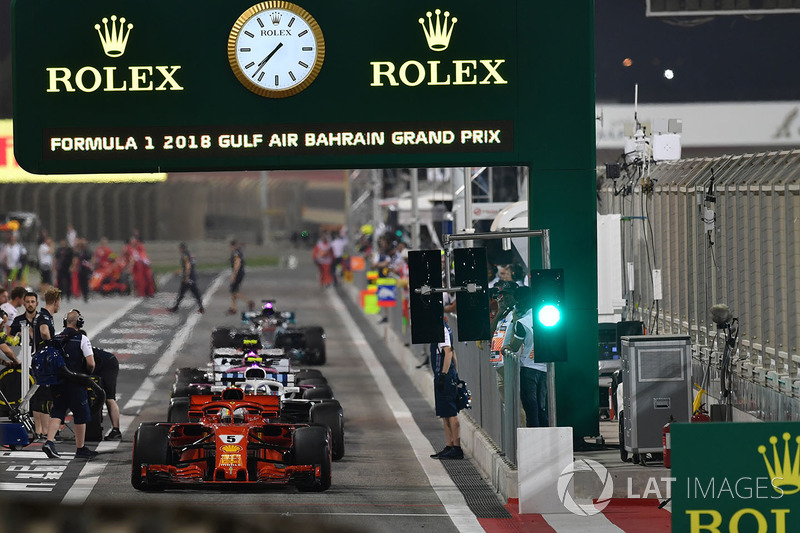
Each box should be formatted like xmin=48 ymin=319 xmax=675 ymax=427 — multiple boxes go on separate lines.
xmin=12 ymin=0 xmax=598 ymax=439
xmin=672 ymin=421 xmax=800 ymax=532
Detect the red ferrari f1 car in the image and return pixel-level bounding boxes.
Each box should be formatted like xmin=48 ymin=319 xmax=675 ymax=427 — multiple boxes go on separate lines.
xmin=131 ymin=388 xmax=331 ymax=492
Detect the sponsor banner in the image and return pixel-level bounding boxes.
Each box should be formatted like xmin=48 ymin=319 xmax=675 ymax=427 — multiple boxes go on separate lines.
xmin=596 ymin=102 xmax=800 ymax=149
xmin=13 ymin=0 xmax=524 ymax=173
xmin=672 ymin=421 xmax=800 ymax=532
xmin=376 ymin=278 xmax=397 ymax=308
xmin=0 ymin=120 xmax=165 ymax=182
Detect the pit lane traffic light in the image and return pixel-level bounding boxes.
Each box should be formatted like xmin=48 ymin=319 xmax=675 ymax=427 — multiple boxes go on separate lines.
xmin=530 ymin=268 xmax=567 ymax=362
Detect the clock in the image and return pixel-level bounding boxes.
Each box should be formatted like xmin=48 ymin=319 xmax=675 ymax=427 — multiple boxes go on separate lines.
xmin=228 ymin=1 xmax=325 ymax=98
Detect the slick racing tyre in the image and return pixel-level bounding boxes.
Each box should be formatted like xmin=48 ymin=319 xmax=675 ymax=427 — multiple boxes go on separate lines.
xmin=211 ymin=327 xmax=234 ymax=349
xmin=168 ymin=397 xmax=190 ymax=423
xmin=294 ymin=426 xmax=332 ymax=492
xmin=310 ymin=400 xmax=345 ymax=461
xmin=301 ymin=326 xmax=326 ymax=365
xmin=131 ymin=423 xmax=171 ymax=491
xmin=294 ymin=369 xmax=323 ymax=383
xmin=303 ymin=384 xmax=333 ymax=400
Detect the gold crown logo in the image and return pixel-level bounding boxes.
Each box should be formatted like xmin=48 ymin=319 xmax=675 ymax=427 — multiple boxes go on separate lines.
xmin=418 ymin=9 xmax=457 ymax=52
xmin=94 ymin=15 xmax=133 ymax=58
xmin=270 ymin=12 xmax=282 ymax=25
xmin=758 ymin=433 xmax=800 ymax=495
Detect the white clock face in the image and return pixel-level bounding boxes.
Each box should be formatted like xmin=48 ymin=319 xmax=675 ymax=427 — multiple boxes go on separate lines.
xmin=228 ymin=2 xmax=325 ymax=98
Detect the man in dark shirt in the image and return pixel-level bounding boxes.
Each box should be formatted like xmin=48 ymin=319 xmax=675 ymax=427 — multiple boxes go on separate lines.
xmin=32 ymin=287 xmax=61 ymax=350
xmin=91 ymin=345 xmax=122 ymax=440
xmin=54 ymin=240 xmax=74 ymax=301
xmin=429 ymin=321 xmax=463 ymax=460
xmin=227 ymin=240 xmax=253 ymax=315
xmin=10 ymin=290 xmax=51 ymax=438
xmin=169 ymin=243 xmax=204 ymax=313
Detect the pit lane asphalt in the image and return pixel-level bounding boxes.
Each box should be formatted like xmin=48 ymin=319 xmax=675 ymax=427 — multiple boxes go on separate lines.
xmin=0 ymin=259 xmax=478 ymax=532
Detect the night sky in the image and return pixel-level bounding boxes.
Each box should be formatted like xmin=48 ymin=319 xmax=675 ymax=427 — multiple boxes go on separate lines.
xmin=2 ymin=1 xmax=800 ymax=118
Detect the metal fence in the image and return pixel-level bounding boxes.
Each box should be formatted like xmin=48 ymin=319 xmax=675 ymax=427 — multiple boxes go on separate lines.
xmin=598 ymin=150 xmax=800 ymax=418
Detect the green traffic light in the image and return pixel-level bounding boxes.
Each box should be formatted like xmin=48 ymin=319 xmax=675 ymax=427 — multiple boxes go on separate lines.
xmin=538 ymin=304 xmax=561 ymax=327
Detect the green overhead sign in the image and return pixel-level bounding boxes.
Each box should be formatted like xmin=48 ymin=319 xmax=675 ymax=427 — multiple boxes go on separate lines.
xmin=14 ymin=0 xmax=600 ymax=442
xmin=13 ymin=0 xmax=525 ymax=174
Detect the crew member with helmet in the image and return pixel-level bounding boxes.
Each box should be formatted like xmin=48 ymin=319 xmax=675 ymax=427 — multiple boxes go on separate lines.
xmin=42 ymin=309 xmax=98 ymax=459
xmin=488 ymin=280 xmax=519 ymax=407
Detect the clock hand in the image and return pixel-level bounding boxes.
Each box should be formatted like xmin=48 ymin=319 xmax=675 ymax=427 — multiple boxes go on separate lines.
xmin=252 ymin=42 xmax=284 ymax=78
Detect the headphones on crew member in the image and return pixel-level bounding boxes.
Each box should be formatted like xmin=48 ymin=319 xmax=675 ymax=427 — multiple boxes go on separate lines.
xmin=63 ymin=309 xmax=85 ymax=329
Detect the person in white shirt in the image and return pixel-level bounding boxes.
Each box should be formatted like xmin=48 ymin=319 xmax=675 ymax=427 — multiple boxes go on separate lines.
xmin=503 ymin=286 xmax=549 ymax=427
xmin=329 ymin=232 xmax=347 ymax=286
xmin=38 ymin=237 xmax=54 ymax=292
xmin=3 ymin=234 xmax=27 ymax=287
xmin=0 ymin=286 xmax=24 ymax=334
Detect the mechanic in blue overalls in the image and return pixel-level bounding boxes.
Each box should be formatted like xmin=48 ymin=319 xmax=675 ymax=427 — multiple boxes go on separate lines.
xmin=42 ymin=309 xmax=97 ymax=460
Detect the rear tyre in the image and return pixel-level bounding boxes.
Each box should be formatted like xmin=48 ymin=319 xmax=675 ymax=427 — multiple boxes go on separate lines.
xmin=131 ymin=424 xmax=171 ymax=491
xmin=294 ymin=426 xmax=332 ymax=492
xmin=302 ymin=327 xmax=326 ymax=365
xmin=294 ymin=369 xmax=323 ymax=382
xmin=310 ymin=400 xmax=344 ymax=461
xmin=211 ymin=327 xmax=234 ymax=349
xmin=168 ymin=397 xmax=190 ymax=423
xmin=303 ymin=385 xmax=333 ymax=400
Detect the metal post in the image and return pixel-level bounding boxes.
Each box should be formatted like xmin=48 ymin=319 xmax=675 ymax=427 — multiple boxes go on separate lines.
xmin=344 ymin=170 xmax=353 ymax=255
xmin=20 ymin=324 xmax=30 ymax=411
xmin=371 ymin=169 xmax=381 ymax=252
xmin=465 ymin=167 xmax=474 ymax=231
xmin=540 ymin=230 xmax=557 ymax=427
xmin=411 ymin=169 xmax=420 ymax=250
xmin=259 ymin=171 xmax=270 ymax=245
xmin=503 ymin=351 xmax=519 ymax=461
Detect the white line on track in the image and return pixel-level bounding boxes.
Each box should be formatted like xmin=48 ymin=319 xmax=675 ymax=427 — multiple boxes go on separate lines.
xmin=327 ymin=290 xmax=484 ymax=533
xmin=85 ymin=298 xmax=143 ymax=339
xmin=61 ymin=272 xmax=226 ymax=505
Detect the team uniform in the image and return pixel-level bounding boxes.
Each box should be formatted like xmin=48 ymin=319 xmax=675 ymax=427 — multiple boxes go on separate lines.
xmin=50 ymin=329 xmax=93 ymax=426
xmin=32 ymin=308 xmax=55 ymax=350
xmin=431 ymin=323 xmax=457 ymax=418
xmin=11 ymin=311 xmax=52 ymax=414
xmin=92 ymin=347 xmax=119 ymax=402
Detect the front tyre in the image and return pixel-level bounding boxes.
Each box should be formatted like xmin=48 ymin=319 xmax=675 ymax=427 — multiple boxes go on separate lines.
xmin=131 ymin=423 xmax=171 ymax=491
xmin=294 ymin=426 xmax=332 ymax=492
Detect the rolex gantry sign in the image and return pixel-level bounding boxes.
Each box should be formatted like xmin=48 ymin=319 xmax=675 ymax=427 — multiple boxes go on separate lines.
xmin=12 ymin=0 xmax=527 ymax=174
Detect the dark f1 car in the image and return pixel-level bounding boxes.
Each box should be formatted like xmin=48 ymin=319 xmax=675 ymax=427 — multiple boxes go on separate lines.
xmin=132 ymin=388 xmax=331 ymax=492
